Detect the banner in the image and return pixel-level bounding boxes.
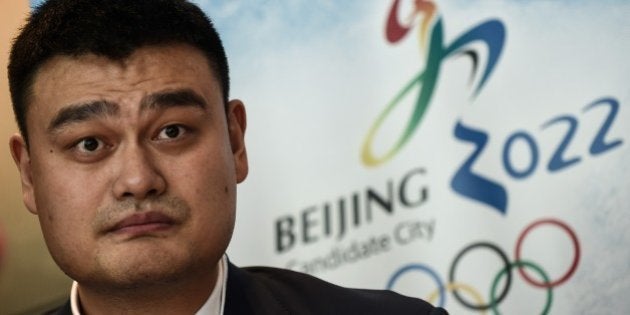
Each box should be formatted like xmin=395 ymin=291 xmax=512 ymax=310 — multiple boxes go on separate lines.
xmin=211 ymin=1 xmax=630 ymax=314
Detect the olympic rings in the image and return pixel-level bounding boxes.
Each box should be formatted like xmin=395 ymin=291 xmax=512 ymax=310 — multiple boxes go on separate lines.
xmin=490 ymin=260 xmax=553 ymax=315
xmin=515 ymin=218 xmax=580 ymax=288
xmin=386 ymin=263 xmax=446 ymax=307
xmin=386 ymin=217 xmax=580 ymax=313
xmin=427 ymin=282 xmax=488 ymax=315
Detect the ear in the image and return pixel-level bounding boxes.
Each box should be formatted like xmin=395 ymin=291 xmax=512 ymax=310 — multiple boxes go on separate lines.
xmin=9 ymin=134 xmax=38 ymax=214
xmin=226 ymin=100 xmax=249 ymax=183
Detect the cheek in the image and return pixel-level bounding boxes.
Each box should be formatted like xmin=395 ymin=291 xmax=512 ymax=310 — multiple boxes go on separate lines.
xmin=175 ymin=161 xmax=235 ymax=220
xmin=31 ymin=160 xmax=105 ymax=247
xmin=35 ymin=169 xmax=104 ymax=217
xmin=169 ymin=150 xmax=236 ymax=232
xmin=34 ymin=176 xmax=99 ymax=276
xmin=171 ymin=142 xmax=236 ymax=199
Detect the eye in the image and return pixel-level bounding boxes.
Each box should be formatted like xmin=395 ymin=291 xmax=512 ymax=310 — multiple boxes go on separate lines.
xmin=157 ymin=124 xmax=186 ymax=140
xmin=75 ymin=137 xmax=103 ymax=153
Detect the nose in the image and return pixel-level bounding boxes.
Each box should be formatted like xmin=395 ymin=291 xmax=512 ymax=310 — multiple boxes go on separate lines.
xmin=112 ymin=144 xmax=166 ymax=201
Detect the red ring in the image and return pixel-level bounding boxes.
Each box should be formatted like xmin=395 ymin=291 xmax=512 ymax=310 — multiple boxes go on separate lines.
xmin=515 ymin=218 xmax=580 ymax=288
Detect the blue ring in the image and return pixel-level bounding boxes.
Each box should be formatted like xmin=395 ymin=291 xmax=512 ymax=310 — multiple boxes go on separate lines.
xmin=387 ymin=263 xmax=446 ymax=307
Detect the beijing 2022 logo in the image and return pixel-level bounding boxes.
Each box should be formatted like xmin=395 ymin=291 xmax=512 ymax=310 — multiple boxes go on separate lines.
xmin=362 ymin=0 xmax=623 ymax=215
xmin=361 ymin=0 xmax=507 ymax=212
xmin=365 ymin=1 xmax=595 ymax=313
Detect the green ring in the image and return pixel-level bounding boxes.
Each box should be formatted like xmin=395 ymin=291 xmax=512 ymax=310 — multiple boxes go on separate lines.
xmin=489 ymin=260 xmax=553 ymax=315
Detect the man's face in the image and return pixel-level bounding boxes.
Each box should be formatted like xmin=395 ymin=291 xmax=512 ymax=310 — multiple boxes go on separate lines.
xmin=10 ymin=44 xmax=248 ymax=288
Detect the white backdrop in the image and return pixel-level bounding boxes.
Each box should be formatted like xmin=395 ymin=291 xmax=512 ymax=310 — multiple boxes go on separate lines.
xmin=201 ymin=1 xmax=630 ymax=314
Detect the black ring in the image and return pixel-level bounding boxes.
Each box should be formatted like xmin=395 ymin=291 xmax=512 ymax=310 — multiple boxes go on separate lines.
xmin=448 ymin=241 xmax=512 ymax=310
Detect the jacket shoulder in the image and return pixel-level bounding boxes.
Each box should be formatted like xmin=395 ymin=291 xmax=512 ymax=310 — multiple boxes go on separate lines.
xmin=238 ymin=265 xmax=447 ymax=315
xmin=42 ymin=299 xmax=72 ymax=315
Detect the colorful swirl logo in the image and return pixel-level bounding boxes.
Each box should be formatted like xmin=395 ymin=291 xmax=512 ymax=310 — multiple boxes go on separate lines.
xmin=361 ymin=0 xmax=505 ymax=166
xmin=386 ymin=218 xmax=580 ymax=314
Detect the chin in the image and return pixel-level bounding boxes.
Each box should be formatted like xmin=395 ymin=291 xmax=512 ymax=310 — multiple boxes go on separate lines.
xmin=115 ymin=265 xmax=190 ymax=289
xmin=65 ymin=246 xmax=197 ymax=291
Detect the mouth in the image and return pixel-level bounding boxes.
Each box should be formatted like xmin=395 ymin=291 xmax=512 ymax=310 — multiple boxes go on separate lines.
xmin=107 ymin=211 xmax=176 ymax=237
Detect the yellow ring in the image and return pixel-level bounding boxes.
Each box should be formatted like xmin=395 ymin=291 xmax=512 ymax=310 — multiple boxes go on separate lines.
xmin=426 ymin=282 xmax=487 ymax=315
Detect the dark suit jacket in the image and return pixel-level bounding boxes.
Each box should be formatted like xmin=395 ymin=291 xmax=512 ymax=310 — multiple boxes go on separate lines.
xmin=46 ymin=262 xmax=448 ymax=314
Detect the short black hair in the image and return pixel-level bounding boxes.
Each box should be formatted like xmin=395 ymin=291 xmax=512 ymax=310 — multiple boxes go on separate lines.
xmin=8 ymin=0 xmax=229 ymax=145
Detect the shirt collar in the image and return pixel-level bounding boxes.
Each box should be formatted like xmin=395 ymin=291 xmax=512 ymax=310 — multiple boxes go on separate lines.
xmin=70 ymin=255 xmax=228 ymax=315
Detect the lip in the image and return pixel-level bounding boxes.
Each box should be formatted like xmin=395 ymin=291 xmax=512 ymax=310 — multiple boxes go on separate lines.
xmin=107 ymin=211 xmax=176 ymax=236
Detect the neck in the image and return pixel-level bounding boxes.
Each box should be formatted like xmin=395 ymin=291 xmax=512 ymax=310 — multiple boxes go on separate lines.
xmin=76 ymin=264 xmax=218 ymax=315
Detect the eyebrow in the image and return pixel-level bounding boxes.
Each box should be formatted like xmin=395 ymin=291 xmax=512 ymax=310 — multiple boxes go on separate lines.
xmin=47 ymin=89 xmax=208 ymax=133
xmin=139 ymin=89 xmax=208 ymax=111
xmin=48 ymin=100 xmax=119 ymax=133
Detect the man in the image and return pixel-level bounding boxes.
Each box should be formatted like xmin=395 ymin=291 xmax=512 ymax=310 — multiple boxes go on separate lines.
xmin=8 ymin=0 xmax=447 ymax=314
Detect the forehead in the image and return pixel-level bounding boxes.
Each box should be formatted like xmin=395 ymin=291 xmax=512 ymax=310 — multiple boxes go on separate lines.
xmin=27 ymin=44 xmax=220 ymax=124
